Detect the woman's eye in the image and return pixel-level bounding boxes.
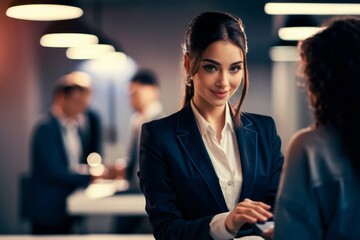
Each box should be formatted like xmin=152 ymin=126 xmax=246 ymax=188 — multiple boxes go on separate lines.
xmin=229 ymin=66 xmax=241 ymax=73
xmin=203 ymin=65 xmax=217 ymax=72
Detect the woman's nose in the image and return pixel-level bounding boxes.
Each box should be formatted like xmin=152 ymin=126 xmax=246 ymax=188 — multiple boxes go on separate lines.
xmin=216 ymin=71 xmax=229 ymax=88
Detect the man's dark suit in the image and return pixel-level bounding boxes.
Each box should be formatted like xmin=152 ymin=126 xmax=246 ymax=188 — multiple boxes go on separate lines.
xmin=29 ymin=110 xmax=102 ymax=232
xmin=139 ymin=103 xmax=284 ymax=239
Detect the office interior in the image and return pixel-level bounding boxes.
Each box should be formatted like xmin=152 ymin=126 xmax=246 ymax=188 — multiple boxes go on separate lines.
xmin=0 ymin=0 xmax=357 ymax=235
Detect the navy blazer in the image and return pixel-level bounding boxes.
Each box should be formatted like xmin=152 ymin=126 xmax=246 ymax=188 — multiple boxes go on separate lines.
xmin=29 ymin=110 xmax=102 ymax=227
xmin=139 ymin=103 xmax=284 ymax=239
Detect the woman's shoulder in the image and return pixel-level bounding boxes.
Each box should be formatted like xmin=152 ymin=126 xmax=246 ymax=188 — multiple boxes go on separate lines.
xmin=287 ymin=126 xmax=316 ymax=148
xmin=286 ymin=125 xmax=356 ymax=187
xmin=285 ymin=124 xmax=345 ymax=170
xmin=287 ymin=125 xmax=335 ymax=151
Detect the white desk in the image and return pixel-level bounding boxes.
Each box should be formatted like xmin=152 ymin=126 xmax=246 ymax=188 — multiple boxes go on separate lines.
xmin=0 ymin=235 xmax=154 ymax=240
xmin=67 ymin=181 xmax=146 ymax=216
xmin=0 ymin=235 xmax=263 ymax=240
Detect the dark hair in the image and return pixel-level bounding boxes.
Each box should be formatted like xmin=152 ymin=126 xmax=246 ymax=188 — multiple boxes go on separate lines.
xmin=182 ymin=11 xmax=249 ymax=127
xmin=54 ymin=85 xmax=89 ymax=99
xmin=131 ymin=69 xmax=159 ymax=86
xmin=52 ymin=71 xmax=91 ymax=100
xmin=299 ymin=16 xmax=360 ymax=171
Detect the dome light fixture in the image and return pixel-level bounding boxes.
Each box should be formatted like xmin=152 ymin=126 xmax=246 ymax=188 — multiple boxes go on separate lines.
xmin=265 ymin=2 xmax=360 ymax=15
xmin=40 ymin=19 xmax=99 ymax=48
xmin=6 ymin=0 xmax=83 ymax=21
xmin=278 ymin=15 xmax=322 ymax=41
xmin=279 ymin=26 xmax=324 ymax=41
xmin=66 ymin=44 xmax=116 ymax=60
xmin=40 ymin=33 xmax=99 ymax=48
xmin=66 ymin=31 xmax=120 ymax=60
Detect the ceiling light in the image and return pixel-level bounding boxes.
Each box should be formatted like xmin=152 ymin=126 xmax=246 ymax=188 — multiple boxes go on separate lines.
xmin=265 ymin=3 xmax=360 ymax=15
xmin=279 ymin=26 xmax=324 ymax=41
xmin=278 ymin=15 xmax=322 ymax=41
xmin=40 ymin=33 xmax=98 ymax=48
xmin=66 ymin=44 xmax=116 ymax=60
xmin=66 ymin=31 xmax=120 ymax=60
xmin=6 ymin=0 xmax=83 ymax=21
xmin=85 ymin=52 xmax=128 ymax=70
xmin=40 ymin=19 xmax=99 ymax=48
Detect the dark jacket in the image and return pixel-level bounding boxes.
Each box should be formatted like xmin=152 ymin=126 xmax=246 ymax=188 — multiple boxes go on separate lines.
xmin=29 ymin=110 xmax=102 ymax=226
xmin=139 ymin=103 xmax=284 ymax=239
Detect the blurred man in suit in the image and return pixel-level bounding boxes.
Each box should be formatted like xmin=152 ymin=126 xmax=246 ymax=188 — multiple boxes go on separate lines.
xmin=126 ymin=69 xmax=166 ymax=191
xmin=29 ymin=71 xmax=103 ymax=234
xmin=115 ymin=69 xmax=165 ymax=233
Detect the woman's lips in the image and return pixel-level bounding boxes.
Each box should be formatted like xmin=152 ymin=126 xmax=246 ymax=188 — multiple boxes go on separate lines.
xmin=210 ymin=90 xmax=229 ymax=98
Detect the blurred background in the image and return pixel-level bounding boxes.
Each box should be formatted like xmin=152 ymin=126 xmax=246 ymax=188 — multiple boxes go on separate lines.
xmin=0 ymin=0 xmax=359 ymax=234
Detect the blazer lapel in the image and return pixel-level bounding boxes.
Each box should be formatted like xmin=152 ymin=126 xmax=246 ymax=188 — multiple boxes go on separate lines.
xmin=237 ymin=114 xmax=258 ymax=201
xmin=176 ymin=104 xmax=228 ymax=212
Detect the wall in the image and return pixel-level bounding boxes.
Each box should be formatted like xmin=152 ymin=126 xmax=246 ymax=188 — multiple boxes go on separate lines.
xmin=0 ymin=0 xmax=43 ymax=233
xmin=272 ymin=61 xmax=312 ymax=152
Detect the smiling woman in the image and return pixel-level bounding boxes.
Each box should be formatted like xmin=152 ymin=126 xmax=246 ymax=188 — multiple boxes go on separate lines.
xmin=138 ymin=11 xmax=284 ymax=240
xmin=189 ymin=41 xmax=243 ymax=116
xmin=186 ymin=40 xmax=244 ymax=142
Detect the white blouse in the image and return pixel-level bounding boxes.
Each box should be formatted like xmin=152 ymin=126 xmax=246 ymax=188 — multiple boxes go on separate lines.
xmin=191 ymin=101 xmax=243 ymax=239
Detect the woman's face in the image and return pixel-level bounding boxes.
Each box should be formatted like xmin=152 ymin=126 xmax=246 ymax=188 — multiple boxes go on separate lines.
xmin=191 ymin=40 xmax=244 ymax=112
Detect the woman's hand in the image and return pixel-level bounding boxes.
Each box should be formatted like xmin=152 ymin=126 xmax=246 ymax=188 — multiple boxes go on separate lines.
xmin=225 ymin=198 xmax=273 ymax=234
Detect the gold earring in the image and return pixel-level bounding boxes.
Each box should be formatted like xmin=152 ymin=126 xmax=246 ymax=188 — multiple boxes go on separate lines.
xmin=185 ymin=76 xmax=192 ymax=87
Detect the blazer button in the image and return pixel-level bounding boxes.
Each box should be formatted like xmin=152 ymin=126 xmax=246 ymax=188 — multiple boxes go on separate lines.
xmin=227 ymin=181 xmax=233 ymax=186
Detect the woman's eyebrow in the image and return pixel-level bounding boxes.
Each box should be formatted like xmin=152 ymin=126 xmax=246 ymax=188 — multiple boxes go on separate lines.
xmin=202 ymin=58 xmax=243 ymax=66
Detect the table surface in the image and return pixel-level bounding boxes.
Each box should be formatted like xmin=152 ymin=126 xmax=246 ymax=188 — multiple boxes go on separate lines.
xmin=65 ymin=183 xmax=264 ymax=240
xmin=0 ymin=235 xmax=154 ymax=240
xmin=67 ymin=181 xmax=146 ymax=215
xmin=0 ymin=235 xmax=263 ymax=240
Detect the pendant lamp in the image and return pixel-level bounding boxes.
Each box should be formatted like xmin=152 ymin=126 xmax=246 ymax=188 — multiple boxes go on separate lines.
xmin=40 ymin=19 xmax=99 ymax=48
xmin=66 ymin=31 xmax=119 ymax=60
xmin=269 ymin=15 xmax=319 ymax=62
xmin=278 ymin=15 xmax=322 ymax=41
xmin=6 ymin=0 xmax=83 ymax=21
xmin=265 ymin=2 xmax=360 ymax=15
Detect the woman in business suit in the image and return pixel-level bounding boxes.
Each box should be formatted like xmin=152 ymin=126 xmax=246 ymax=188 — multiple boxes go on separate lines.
xmin=274 ymin=16 xmax=360 ymax=240
xmin=139 ymin=12 xmax=284 ymax=240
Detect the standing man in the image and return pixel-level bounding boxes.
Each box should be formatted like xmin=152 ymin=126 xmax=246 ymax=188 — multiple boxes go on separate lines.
xmin=29 ymin=71 xmax=103 ymax=234
xmin=126 ymin=69 xmax=166 ymax=191
xmin=115 ymin=69 xmax=165 ymax=233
